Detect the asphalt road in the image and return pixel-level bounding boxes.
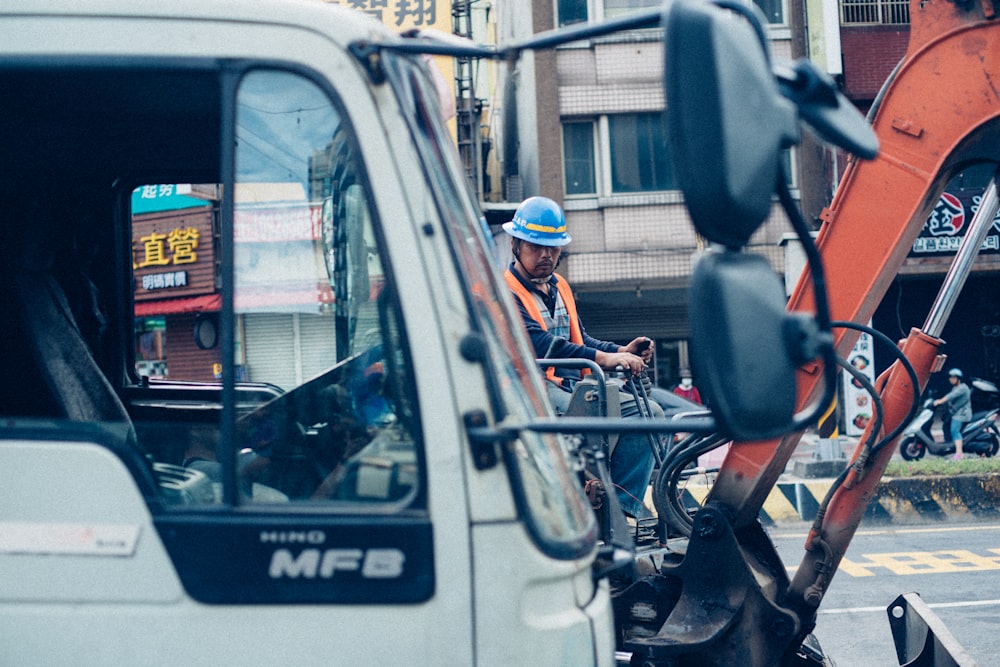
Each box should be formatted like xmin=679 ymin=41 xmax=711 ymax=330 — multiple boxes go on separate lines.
xmin=770 ymin=520 xmax=1000 ymax=666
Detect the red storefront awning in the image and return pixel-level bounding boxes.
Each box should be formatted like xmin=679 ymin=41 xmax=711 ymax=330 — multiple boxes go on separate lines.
xmin=135 ymin=294 xmax=221 ymax=317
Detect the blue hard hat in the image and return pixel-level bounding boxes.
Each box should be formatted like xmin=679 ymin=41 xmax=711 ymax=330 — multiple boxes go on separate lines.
xmin=502 ymin=196 xmax=572 ymax=247
xmin=949 ymin=368 xmax=963 ymax=378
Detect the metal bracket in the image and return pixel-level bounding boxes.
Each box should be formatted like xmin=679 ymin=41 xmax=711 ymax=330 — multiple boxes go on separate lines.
xmin=348 ymin=41 xmax=386 ymax=84
xmin=887 ymin=593 xmax=977 ymax=666
xmin=463 ymin=409 xmax=502 ymax=470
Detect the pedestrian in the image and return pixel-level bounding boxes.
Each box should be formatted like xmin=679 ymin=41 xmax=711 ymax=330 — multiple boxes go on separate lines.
xmin=502 ymin=196 xmax=660 ymax=519
xmin=672 ymin=370 xmax=702 ymax=404
xmin=933 ymin=367 xmax=972 ymax=460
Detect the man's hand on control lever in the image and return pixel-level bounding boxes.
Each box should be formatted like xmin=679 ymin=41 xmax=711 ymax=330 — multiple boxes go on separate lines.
xmin=623 ymin=336 xmax=653 ymax=363
xmin=595 ymin=337 xmax=652 ymax=376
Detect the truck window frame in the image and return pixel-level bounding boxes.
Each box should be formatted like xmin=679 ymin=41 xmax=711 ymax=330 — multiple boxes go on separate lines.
xmin=381 ymin=53 xmax=598 ymax=560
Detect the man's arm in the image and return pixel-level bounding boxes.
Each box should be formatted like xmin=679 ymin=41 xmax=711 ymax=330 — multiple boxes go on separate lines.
xmin=581 ymin=322 xmax=654 ymax=365
xmin=934 ymin=386 xmax=961 ymax=407
xmin=515 ymin=302 xmax=650 ymax=374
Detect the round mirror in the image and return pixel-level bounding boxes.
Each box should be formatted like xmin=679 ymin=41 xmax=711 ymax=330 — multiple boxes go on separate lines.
xmin=194 ymin=313 xmax=219 ymax=350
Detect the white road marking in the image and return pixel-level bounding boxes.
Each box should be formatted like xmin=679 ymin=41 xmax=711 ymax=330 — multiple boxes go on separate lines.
xmin=820 ymin=598 xmax=1000 ymax=614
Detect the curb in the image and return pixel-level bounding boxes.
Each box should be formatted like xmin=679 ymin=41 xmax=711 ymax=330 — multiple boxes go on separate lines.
xmin=676 ymin=473 xmax=1000 ymax=524
xmin=865 ymin=473 xmax=1000 ymax=523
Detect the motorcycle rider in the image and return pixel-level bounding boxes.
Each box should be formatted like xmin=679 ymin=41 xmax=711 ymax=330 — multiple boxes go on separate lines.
xmin=502 ymin=196 xmax=660 ymax=519
xmin=934 ymin=368 xmax=972 ymax=459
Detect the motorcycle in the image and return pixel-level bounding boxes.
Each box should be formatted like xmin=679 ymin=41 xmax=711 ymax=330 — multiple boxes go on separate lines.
xmin=899 ymin=378 xmax=1000 ymax=460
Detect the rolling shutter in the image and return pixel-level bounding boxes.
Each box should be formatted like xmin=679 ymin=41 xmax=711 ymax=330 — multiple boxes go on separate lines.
xmin=242 ymin=312 xmax=339 ymax=389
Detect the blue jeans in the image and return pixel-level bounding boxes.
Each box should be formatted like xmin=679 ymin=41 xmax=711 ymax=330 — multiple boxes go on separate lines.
xmin=949 ymin=418 xmax=967 ymax=443
xmin=547 ymin=380 xmax=659 ymax=518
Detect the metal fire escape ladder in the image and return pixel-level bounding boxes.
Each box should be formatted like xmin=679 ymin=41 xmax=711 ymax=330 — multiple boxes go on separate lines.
xmin=452 ymin=0 xmax=482 ymax=198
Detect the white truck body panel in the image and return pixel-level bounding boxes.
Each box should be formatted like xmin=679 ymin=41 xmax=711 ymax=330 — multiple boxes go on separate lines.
xmin=0 ymin=1 xmax=609 ymax=664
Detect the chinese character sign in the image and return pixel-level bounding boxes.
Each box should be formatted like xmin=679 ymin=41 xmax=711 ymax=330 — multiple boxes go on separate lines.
xmin=141 ymin=271 xmax=189 ymax=291
xmin=135 ymin=228 xmax=200 ymax=268
xmin=911 ymin=189 xmax=1000 ymax=256
xmin=326 ymin=0 xmax=443 ymax=29
xmin=322 ymin=0 xmax=455 ymax=109
xmin=133 ymin=208 xmax=216 ymax=301
xmin=168 ymin=227 xmax=201 ymax=264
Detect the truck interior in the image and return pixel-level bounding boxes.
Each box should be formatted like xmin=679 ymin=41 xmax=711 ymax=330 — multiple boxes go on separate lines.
xmin=0 ymin=63 xmax=222 ymax=412
xmin=0 ymin=64 xmax=220 ymax=462
xmin=0 ymin=61 xmax=423 ymax=510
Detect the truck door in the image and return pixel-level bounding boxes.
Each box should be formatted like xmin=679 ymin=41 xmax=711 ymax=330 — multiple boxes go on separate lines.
xmin=135 ymin=67 xmax=474 ymax=661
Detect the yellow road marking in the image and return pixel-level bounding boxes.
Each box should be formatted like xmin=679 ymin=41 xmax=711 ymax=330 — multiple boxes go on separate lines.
xmin=786 ymin=547 xmax=1000 ymax=577
xmin=779 ymin=525 xmax=1000 ymax=577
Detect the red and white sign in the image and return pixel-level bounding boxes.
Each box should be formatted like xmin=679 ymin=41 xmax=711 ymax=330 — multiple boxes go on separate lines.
xmin=234 ymin=204 xmax=321 ymax=243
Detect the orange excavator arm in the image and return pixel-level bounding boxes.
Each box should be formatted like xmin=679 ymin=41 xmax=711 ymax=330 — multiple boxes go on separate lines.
xmin=708 ymin=0 xmax=1000 ymax=609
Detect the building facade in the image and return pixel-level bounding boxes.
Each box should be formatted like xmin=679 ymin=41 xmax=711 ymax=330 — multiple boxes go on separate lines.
xmin=493 ymin=0 xmax=799 ymax=388
xmin=488 ymin=0 xmax=1000 ymax=404
xmin=131 ymin=183 xmax=341 ymax=390
xmin=837 ymin=0 xmax=1000 ymax=395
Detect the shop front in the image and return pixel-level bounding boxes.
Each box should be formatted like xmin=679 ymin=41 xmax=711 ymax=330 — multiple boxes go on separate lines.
xmin=132 ymin=185 xmax=222 ymax=382
xmin=132 ymin=184 xmax=339 ymax=388
xmin=873 ymin=164 xmax=1000 ymax=397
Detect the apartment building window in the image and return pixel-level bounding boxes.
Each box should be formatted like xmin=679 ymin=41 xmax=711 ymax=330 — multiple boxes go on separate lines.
xmin=558 ymin=0 xmax=589 ymax=26
xmin=781 ymin=147 xmax=797 ymax=189
xmin=609 ymin=113 xmax=676 ymax=193
xmin=557 ymin=0 xmax=659 ymax=26
xmin=563 ymin=116 xmax=795 ymax=197
xmin=753 ymin=0 xmax=785 ymax=25
xmin=841 ymin=0 xmax=909 ymax=24
xmin=604 ymin=0 xmax=662 ymax=19
xmin=557 ymin=0 xmax=787 ymax=27
xmin=563 ymin=121 xmax=597 ymax=195
xmin=562 ymin=113 xmax=678 ymax=196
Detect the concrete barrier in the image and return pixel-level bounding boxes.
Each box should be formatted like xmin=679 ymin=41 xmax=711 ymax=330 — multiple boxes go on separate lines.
xmin=673 ymin=473 xmax=1000 ymax=525
xmin=865 ymin=473 xmax=1000 ymax=523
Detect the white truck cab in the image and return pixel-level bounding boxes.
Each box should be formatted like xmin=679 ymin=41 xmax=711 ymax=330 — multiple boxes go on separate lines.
xmin=0 ymin=1 xmax=611 ymax=664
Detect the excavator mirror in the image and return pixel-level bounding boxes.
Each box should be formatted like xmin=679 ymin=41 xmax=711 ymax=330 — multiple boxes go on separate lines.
xmin=663 ymin=0 xmax=798 ymax=249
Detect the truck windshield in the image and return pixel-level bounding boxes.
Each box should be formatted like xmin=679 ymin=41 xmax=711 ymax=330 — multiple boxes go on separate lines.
xmin=382 ymin=54 xmax=597 ymax=559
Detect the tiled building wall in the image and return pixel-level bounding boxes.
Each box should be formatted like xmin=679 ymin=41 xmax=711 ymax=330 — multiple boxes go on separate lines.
xmin=840 ymin=27 xmax=908 ymax=100
xmin=559 ymin=84 xmax=663 ymax=115
xmin=555 ymin=33 xmax=795 ymax=291
xmin=558 ymin=39 xmax=663 ymax=114
xmin=566 ymin=204 xmax=791 ymax=289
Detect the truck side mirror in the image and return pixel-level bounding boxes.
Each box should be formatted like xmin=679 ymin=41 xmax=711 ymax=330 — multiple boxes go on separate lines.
xmin=689 ymin=251 xmax=802 ymax=441
xmin=663 ymin=0 xmax=797 ymax=248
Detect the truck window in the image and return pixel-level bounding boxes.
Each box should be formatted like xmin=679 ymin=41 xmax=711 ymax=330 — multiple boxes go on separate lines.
xmin=131 ymin=69 xmax=422 ymax=509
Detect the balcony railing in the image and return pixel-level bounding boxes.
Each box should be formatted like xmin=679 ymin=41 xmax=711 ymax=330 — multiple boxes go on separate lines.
xmin=841 ymin=0 xmax=909 ymax=25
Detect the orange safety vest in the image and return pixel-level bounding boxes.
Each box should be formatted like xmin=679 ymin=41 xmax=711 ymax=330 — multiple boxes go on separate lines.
xmin=504 ymin=269 xmax=589 ymax=385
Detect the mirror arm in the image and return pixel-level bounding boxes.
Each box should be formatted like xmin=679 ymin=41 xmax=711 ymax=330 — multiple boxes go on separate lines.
xmin=352 ymin=35 xmax=496 ymax=61
xmin=774 ymin=59 xmax=879 ymax=159
xmin=350 ymin=7 xmax=662 ymax=65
